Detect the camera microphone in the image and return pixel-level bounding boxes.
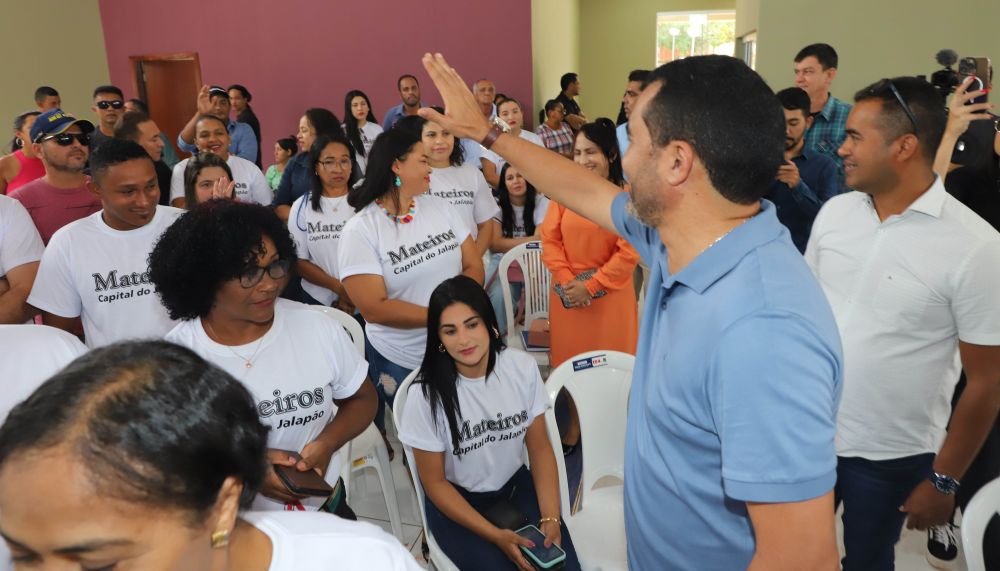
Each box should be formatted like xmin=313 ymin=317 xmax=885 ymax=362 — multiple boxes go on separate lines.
xmin=936 ymin=49 xmax=959 ymax=68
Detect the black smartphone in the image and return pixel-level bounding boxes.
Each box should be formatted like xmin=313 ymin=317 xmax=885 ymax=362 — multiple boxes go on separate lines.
xmin=516 ymin=524 xmax=567 ymax=569
xmin=273 ymin=464 xmax=334 ymax=497
xmin=959 ymin=57 xmax=991 ymax=106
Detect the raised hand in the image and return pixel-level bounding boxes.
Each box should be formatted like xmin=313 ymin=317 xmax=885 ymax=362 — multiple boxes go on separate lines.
xmin=945 ymin=76 xmax=994 ymax=138
xmin=196 ymin=85 xmax=213 ymax=115
xmin=418 ymin=53 xmax=491 ymax=142
xmin=212 ymin=176 xmax=236 ymax=200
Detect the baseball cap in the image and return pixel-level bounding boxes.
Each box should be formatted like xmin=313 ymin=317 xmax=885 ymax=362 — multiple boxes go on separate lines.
xmin=30 ymin=109 xmax=95 ymax=143
xmin=208 ymin=86 xmax=229 ymax=98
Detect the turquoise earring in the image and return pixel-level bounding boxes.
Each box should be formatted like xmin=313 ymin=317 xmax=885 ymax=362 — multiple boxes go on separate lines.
xmin=394 ymin=175 xmax=402 ymax=188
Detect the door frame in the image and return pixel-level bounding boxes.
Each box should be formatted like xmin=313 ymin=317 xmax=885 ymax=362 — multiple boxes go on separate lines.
xmin=128 ymin=52 xmax=203 ymax=104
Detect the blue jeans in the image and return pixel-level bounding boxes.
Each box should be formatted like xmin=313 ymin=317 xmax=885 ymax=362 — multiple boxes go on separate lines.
xmin=835 ymin=453 xmax=935 ymax=571
xmin=486 ymin=253 xmax=524 ymax=336
xmin=425 ymin=465 xmax=581 ymax=571
xmin=364 ymin=337 xmax=413 ymax=433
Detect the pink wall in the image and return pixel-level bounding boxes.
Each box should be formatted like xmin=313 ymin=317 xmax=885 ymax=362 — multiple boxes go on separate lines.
xmin=98 ymin=0 xmax=533 ymax=162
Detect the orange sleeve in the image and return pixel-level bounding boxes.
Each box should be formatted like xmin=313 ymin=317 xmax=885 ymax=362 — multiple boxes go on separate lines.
xmin=585 ymin=233 xmax=640 ymax=295
xmin=540 ymin=202 xmax=576 ymax=284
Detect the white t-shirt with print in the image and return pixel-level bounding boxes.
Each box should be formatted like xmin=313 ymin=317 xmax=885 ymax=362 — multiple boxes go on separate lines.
xmin=169 ymin=154 xmax=272 ymax=205
xmin=480 ymin=130 xmax=545 ymax=173
xmin=165 ymin=299 xmax=368 ymax=511
xmin=242 ymin=511 xmax=423 ymax=571
xmin=429 ymin=164 xmax=500 ymax=240
xmin=338 ymin=193 xmax=470 ymax=369
xmin=0 ymin=324 xmax=87 ymax=424
xmin=288 ymin=194 xmax=355 ymax=305
xmin=27 ymin=206 xmax=183 ymax=348
xmin=492 ymin=195 xmax=550 ymax=238
xmin=0 ymin=194 xmax=44 ymax=277
xmin=348 ymin=121 xmax=384 ymax=174
xmin=398 ymin=348 xmax=549 ymax=492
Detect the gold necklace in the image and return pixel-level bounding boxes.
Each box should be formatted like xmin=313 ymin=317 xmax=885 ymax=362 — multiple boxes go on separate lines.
xmin=699 ymin=215 xmax=754 ymax=257
xmin=203 ymin=320 xmax=266 ymax=369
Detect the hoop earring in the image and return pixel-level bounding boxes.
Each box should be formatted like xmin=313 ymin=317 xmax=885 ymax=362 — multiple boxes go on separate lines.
xmin=394 ymin=175 xmax=402 ymax=188
xmin=210 ymin=530 xmax=230 ymax=548
xmin=438 ymin=343 xmax=446 ymax=353
xmin=14 ymin=137 xmax=22 ymax=147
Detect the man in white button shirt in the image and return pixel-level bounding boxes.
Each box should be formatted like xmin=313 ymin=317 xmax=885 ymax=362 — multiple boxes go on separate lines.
xmin=806 ymin=76 xmax=1000 ymax=571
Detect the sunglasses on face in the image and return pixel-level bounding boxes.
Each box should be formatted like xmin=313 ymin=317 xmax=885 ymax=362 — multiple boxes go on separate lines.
xmin=96 ymin=100 xmax=125 ymax=110
xmin=238 ymin=259 xmax=291 ymax=288
xmin=39 ymin=132 xmax=90 ymax=146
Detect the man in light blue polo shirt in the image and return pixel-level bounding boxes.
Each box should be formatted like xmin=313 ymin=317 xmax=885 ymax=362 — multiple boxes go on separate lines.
xmin=419 ymin=52 xmax=843 ymax=570
xmin=382 ymin=74 xmax=424 ymax=131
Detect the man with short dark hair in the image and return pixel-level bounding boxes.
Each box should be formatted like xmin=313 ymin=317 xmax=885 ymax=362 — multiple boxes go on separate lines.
xmin=33 ymin=86 xmax=60 ymax=111
xmin=176 ymin=85 xmax=257 ymax=163
xmin=794 ymin=44 xmax=851 ymax=188
xmin=616 ymin=69 xmax=649 ymax=155
xmin=114 ymin=111 xmax=171 ymax=205
xmin=382 ymin=74 xmax=424 ymax=130
xmin=421 ymin=51 xmax=842 ymax=570
xmin=124 ymin=98 xmax=180 ymax=168
xmin=89 ymin=85 xmax=125 ymax=151
xmin=555 ymin=72 xmax=586 ymax=130
xmin=764 ymin=87 xmax=839 ymax=253
xmin=9 ymin=109 xmax=101 ymax=244
xmin=27 ymin=138 xmax=183 ymax=348
xmin=806 ymin=77 xmax=1000 ymax=570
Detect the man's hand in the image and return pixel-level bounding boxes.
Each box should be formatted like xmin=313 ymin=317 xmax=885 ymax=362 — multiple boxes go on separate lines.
xmin=900 ymin=480 xmax=955 ymax=530
xmin=776 ymin=160 xmax=801 ymax=189
xmin=260 ymin=449 xmax=307 ymax=504
xmin=297 ymin=438 xmax=337 ymax=477
xmin=196 ymin=85 xmax=213 ymax=115
xmin=418 ymin=54 xmax=491 ymax=142
xmin=565 ymin=114 xmax=587 ymax=130
xmin=945 ymin=76 xmax=994 ymax=139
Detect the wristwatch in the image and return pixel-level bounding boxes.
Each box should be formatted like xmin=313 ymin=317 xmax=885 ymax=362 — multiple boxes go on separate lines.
xmin=480 ymin=117 xmax=511 ymax=150
xmin=928 ymin=472 xmax=961 ymax=495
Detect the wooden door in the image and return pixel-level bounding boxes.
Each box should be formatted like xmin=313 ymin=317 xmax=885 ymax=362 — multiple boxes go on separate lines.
xmin=129 ymin=53 xmax=202 ymax=159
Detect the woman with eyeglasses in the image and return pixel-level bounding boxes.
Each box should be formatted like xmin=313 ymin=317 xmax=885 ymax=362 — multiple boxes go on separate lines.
xmin=0 ymin=340 xmax=421 ymax=570
xmin=398 ymin=276 xmax=581 ymax=571
xmin=287 ymin=133 xmax=357 ymax=312
xmin=339 ymin=126 xmax=484 ymax=456
xmin=149 ymin=200 xmax=378 ymax=515
xmin=168 ymin=115 xmax=271 ymax=208
xmin=343 ymin=90 xmax=383 ymax=175
xmin=0 ymin=111 xmax=43 ymax=195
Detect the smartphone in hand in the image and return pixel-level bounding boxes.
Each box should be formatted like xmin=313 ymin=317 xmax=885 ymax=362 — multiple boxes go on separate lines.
xmin=516 ymin=524 xmax=567 ymax=569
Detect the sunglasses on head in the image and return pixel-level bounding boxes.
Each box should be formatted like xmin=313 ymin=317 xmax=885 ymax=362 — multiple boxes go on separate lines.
xmin=96 ymin=100 xmax=124 ymax=110
xmin=38 ymin=132 xmax=90 ymax=146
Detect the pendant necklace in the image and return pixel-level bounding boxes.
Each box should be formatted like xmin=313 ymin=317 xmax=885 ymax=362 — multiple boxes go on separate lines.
xmin=203 ymin=320 xmax=266 ymax=369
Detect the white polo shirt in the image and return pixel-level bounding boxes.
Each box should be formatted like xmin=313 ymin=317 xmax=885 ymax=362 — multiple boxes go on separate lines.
xmin=805 ymin=178 xmax=1000 ymax=460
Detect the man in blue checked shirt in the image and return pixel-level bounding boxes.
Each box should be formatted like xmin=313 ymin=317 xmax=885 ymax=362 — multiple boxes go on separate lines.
xmin=795 ymin=43 xmax=852 ymax=193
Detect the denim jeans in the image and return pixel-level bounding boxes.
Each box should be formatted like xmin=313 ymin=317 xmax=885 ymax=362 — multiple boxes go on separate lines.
xmin=364 ymin=337 xmax=413 ymax=433
xmin=485 ymin=252 xmax=524 ymax=336
xmin=835 ymin=453 xmax=935 ymax=571
xmin=424 ymin=465 xmax=581 ymax=571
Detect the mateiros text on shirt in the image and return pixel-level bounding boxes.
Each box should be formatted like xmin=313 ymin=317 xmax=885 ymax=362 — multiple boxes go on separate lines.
xmin=453 ymin=409 xmax=530 ymax=456
xmin=92 ymin=269 xmax=154 ymax=303
xmin=386 ymin=230 xmax=460 ymax=274
xmin=257 ymin=387 xmax=330 ymax=430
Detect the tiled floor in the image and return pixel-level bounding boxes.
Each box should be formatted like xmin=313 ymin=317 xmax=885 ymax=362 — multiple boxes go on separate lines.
xmin=348 ymin=420 xmax=970 ymax=570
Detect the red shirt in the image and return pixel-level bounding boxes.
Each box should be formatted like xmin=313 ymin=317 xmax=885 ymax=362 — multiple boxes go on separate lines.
xmin=8 ymin=177 xmax=102 ymax=244
xmin=6 ymin=150 xmax=46 ymax=193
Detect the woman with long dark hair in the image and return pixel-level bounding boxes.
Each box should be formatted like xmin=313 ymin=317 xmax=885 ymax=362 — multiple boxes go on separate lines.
xmin=486 ymin=163 xmax=549 ymax=333
xmin=339 ymin=127 xmax=483 ymax=454
xmin=402 ymin=114 xmax=499 ymax=254
xmin=398 ymin=276 xmax=580 ymax=571
xmin=288 ymin=133 xmax=357 ymax=312
xmin=228 ymin=84 xmax=262 ymax=168
xmin=0 ymin=341 xmax=420 ymax=570
xmin=542 ymin=119 xmax=639 ymax=452
xmin=0 ymin=111 xmax=44 ymax=194
xmin=343 ymin=90 xmax=383 ymax=174
xmin=149 ymin=200 xmax=378 ymax=515
xmin=274 ymin=108 xmax=345 ymax=223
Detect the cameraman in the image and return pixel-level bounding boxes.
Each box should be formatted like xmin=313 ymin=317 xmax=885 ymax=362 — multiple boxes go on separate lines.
xmin=930 ymin=74 xmax=1000 ymax=570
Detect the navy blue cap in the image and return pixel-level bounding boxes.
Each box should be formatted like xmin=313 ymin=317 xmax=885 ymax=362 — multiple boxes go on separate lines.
xmin=30 ymin=109 xmax=95 ymax=143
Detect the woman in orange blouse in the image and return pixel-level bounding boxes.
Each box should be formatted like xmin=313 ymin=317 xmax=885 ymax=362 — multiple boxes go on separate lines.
xmin=542 ymin=119 xmax=639 ymax=450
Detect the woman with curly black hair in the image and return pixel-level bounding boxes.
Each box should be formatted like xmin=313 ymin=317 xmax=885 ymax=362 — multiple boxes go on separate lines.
xmin=148 ymin=200 xmax=377 ymax=515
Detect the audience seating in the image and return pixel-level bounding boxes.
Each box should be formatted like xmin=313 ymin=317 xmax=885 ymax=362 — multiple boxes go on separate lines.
xmin=499 ymin=240 xmax=551 ymax=369
xmin=962 ymin=475 xmax=1000 ymax=571
xmin=544 ymin=350 xmax=634 ymax=571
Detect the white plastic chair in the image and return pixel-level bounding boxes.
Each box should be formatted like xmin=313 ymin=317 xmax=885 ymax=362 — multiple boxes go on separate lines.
xmin=499 ymin=241 xmax=551 ymax=369
xmin=544 ymin=350 xmax=634 ymax=571
xmin=962 ymin=476 xmax=1000 ymax=571
xmin=393 ymin=371 xmax=460 ymax=571
xmin=308 ymin=306 xmax=402 ymax=540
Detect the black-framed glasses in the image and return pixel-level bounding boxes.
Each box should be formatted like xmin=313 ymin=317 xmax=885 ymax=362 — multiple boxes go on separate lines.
xmin=38 ymin=132 xmax=90 ymax=146
xmin=883 ymin=79 xmax=918 ymax=133
xmin=238 ymin=259 xmax=290 ymax=288
xmin=96 ymin=100 xmax=124 ymax=110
